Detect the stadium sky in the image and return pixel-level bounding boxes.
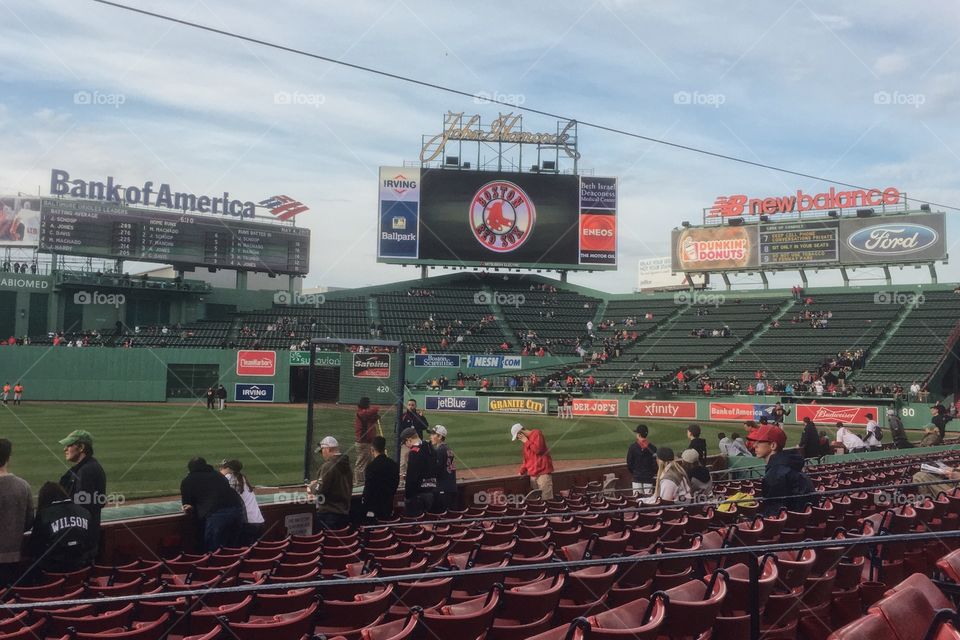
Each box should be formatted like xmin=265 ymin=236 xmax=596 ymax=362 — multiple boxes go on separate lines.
xmin=1 ymin=0 xmax=958 ymax=293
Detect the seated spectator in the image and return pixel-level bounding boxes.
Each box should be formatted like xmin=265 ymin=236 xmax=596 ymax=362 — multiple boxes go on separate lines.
xmin=652 ymin=447 xmax=690 ymax=503
xmin=682 ymin=448 xmax=713 ymax=499
xmin=180 ymin=456 xmax=245 ymax=551
xmin=28 ymin=482 xmax=95 ymax=572
xmin=919 ymin=426 xmax=943 ymax=447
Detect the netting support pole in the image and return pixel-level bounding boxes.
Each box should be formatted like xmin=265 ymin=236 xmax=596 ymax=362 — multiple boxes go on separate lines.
xmin=304 ymin=341 xmax=317 ymax=482
xmin=394 ymin=344 xmax=407 ymax=462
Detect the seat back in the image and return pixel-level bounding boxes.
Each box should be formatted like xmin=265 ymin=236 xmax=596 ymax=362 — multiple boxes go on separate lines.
xmin=869 ymin=586 xmax=938 ymax=640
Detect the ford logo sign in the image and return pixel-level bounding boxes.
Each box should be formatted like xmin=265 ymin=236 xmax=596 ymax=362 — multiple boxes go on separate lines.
xmin=847 ymin=224 xmax=938 ymax=255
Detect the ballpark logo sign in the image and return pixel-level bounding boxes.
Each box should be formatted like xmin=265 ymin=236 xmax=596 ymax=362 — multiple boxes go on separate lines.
xmin=470 ymin=181 xmax=536 ymax=253
xmin=236 ymin=350 xmax=276 ymax=376
xmin=234 ymin=383 xmax=274 ymax=402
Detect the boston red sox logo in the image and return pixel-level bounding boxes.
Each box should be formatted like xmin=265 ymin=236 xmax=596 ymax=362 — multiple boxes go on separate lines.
xmin=470 ymin=181 xmax=536 ymax=253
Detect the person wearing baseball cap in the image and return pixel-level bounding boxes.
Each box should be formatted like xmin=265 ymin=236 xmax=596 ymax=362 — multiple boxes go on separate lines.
xmin=887 ymin=408 xmax=912 ymax=449
xmin=748 ymin=424 xmax=814 ymax=516
xmin=58 ymin=429 xmax=106 ymax=558
xmin=511 ymin=423 xmax=554 ymax=500
xmin=306 ymin=435 xmax=352 ymax=530
xmin=429 ymin=426 xmax=457 ymax=511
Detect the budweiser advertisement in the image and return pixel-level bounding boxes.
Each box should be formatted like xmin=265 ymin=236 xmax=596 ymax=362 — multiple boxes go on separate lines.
xmin=794 ymin=404 xmax=880 ymax=427
xmin=628 ymin=400 xmax=697 ymax=420
xmin=236 ymin=350 xmax=276 ymax=377
xmin=571 ymin=398 xmax=619 ymax=417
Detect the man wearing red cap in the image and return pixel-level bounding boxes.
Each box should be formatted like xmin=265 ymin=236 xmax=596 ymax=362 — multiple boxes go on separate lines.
xmin=748 ymin=424 xmax=814 ymax=516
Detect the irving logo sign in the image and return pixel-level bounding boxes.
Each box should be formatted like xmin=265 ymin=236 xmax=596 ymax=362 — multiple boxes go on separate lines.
xmin=487 ymin=397 xmax=547 ymax=414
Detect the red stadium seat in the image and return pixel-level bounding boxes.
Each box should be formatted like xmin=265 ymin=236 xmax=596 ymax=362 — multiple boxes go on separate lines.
xmin=251 ymin=587 xmax=315 ymax=616
xmin=420 ymin=586 xmax=501 ymax=640
xmin=74 ymin=612 xmax=175 ymax=640
xmin=314 ymin=585 xmax=395 ymax=638
xmin=360 ymin=609 xmax=422 ymax=640
xmin=495 ymin=573 xmax=565 ymax=625
xmin=219 ymin=601 xmax=319 ymax=640
xmin=869 ymin=586 xmax=939 ymax=640
xmin=46 ymin=602 xmax=136 ymax=636
xmin=582 ymin=592 xmax=668 ymax=639
xmin=661 ymin=574 xmax=728 ymax=639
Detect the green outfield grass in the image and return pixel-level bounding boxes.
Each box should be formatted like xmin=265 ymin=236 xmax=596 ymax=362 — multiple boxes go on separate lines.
xmin=0 ymin=403 xmax=809 ymax=500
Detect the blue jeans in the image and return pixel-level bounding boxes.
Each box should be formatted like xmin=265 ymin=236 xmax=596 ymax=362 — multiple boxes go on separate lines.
xmin=316 ymin=512 xmax=350 ymax=531
xmin=203 ymin=506 xmax=243 ymax=552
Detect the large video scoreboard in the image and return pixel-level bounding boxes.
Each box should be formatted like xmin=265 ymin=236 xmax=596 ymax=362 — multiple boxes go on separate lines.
xmin=39 ymin=198 xmax=310 ymax=275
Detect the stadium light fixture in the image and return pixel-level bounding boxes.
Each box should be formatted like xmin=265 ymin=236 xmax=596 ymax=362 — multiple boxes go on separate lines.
xmin=530 ymin=165 xmax=540 ymax=172
xmin=445 ymin=156 xmax=459 ymax=166
xmin=462 ymin=162 xmax=471 ymax=169
xmin=828 ymin=210 xmax=839 ymax=218
xmin=856 ymin=208 xmax=874 ymax=217
xmin=681 ymin=221 xmax=691 ymax=228
xmin=727 ymin=217 xmax=744 ymax=226
xmin=920 ymin=204 xmax=931 ymax=212
xmin=543 ymin=160 xmax=556 ymax=171
xmin=759 ymin=215 xmax=770 ymax=222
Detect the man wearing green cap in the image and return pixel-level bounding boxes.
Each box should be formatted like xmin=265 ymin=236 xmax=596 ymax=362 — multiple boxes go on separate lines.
xmin=58 ymin=429 xmax=107 ymax=558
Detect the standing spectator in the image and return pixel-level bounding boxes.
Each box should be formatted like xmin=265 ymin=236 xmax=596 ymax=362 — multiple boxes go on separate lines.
xmin=219 ymin=459 xmax=264 ymax=545
xmin=798 ymin=417 xmax=821 ymax=458
xmin=180 ymin=457 xmax=244 ymax=551
xmin=362 ymin=436 xmax=399 ymax=522
xmin=863 ymin=413 xmax=882 ymax=449
xmin=511 ymin=423 xmax=555 ymax=500
xmin=206 ymin=387 xmax=215 ymax=410
xmin=717 ymin=432 xmax=732 ymax=456
xmin=652 ymin=448 xmax=690 ymax=503
xmin=0 ymin=439 xmax=33 ymax=587
xmin=626 ymin=424 xmax=658 ymax=495
xmin=354 ymin=397 xmax=380 ymax=486
xmin=401 ymin=427 xmax=437 ymax=516
xmin=58 ymin=430 xmax=106 ymax=556
xmin=429 ymin=426 xmax=457 ymax=511
xmin=216 ymin=384 xmax=227 ymax=411
xmin=748 ymin=425 xmax=815 ymax=516
xmin=931 ymin=403 xmax=953 ymax=441
xmin=307 ymin=436 xmax=353 ymax=530
xmin=909 ymin=381 xmax=921 ymax=402
xmin=399 ymin=399 xmax=428 ymax=479
xmin=887 ymin=408 xmax=912 ymax=449
xmin=12 ymin=382 xmax=22 ymax=406
xmin=28 ymin=482 xmax=94 ymax=573
xmin=835 ymin=422 xmax=866 ymax=453
xmin=687 ymin=424 xmax=707 ymax=464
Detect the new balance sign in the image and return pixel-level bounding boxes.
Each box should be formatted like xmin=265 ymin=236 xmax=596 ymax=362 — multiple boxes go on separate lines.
xmin=425 ymin=396 xmax=479 ymax=412
xmin=235 ymin=383 xmax=274 ymax=402
xmin=629 ymin=401 xmax=697 ymax=420
xmin=237 ymin=350 xmax=276 ymax=376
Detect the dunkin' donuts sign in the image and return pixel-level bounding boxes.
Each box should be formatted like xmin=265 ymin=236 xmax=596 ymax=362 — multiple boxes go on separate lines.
xmin=236 ymin=350 xmax=276 ymax=376
xmin=672 ymin=226 xmax=758 ymax=272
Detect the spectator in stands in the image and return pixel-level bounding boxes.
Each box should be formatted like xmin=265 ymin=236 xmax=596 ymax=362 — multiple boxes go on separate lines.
xmin=219 ymin=459 xmax=264 ymax=545
xmin=770 ymin=402 xmax=790 ymax=425
xmin=354 ymin=397 xmax=380 ymax=486
xmin=909 ymin=381 xmax=921 ymax=401
xmin=511 ymin=423 xmax=555 ymax=500
xmin=652 ymin=447 xmax=690 ymax=503
xmin=682 ymin=448 xmax=713 ymax=500
xmin=308 ymin=436 xmax=353 ymax=530
xmin=399 ymin=399 xmax=428 ymax=479
xmin=429 ymin=426 xmax=457 ymax=511
xmin=729 ymin=433 xmax=752 ymax=456
xmin=919 ymin=426 xmax=942 ymax=447
xmin=28 ymin=482 xmax=95 ymax=573
xmin=835 ymin=422 xmax=867 ymax=453
xmin=913 ymin=465 xmax=960 ymax=498
xmin=799 ymin=417 xmax=821 ymax=458
xmin=687 ymin=424 xmax=707 ymax=463
xmin=181 ymin=456 xmax=244 ymax=551
xmin=58 ymin=429 xmax=106 ymax=555
xmin=627 ymin=424 xmax=658 ymax=496
xmin=717 ymin=432 xmax=732 ymax=456
xmin=887 ymin=408 xmax=912 ymax=449
xmin=863 ymin=413 xmax=883 ymax=449
xmin=0 ymin=439 xmax=33 ymax=587
xmin=748 ymin=425 xmax=815 ymax=516
xmin=216 ymin=384 xmax=226 ymax=410
xmin=401 ymin=427 xmax=437 ymax=516
xmin=362 ymin=436 xmax=399 ymax=522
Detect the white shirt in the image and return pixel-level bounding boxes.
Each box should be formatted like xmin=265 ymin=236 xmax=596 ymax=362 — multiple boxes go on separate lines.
xmin=728 ymin=438 xmax=753 ymax=456
xmin=864 ymin=421 xmax=881 ymax=447
xmin=910 ymin=383 xmax=921 ymax=394
xmin=658 ymin=478 xmax=691 ymax=502
xmin=718 ymin=437 xmax=733 ymax=455
xmin=837 ymin=427 xmax=866 ymax=451
xmin=225 ymin=473 xmax=264 ymax=524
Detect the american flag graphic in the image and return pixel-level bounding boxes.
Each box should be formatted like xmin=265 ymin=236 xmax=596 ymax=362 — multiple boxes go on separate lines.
xmin=259 ymin=195 xmax=309 ymax=221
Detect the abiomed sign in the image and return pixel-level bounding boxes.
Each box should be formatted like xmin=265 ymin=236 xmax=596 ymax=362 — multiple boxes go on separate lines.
xmin=487 ymin=397 xmax=547 ymax=414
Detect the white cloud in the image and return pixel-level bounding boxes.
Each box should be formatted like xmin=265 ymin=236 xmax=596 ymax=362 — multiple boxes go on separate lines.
xmin=874 ymin=52 xmax=909 ymax=75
